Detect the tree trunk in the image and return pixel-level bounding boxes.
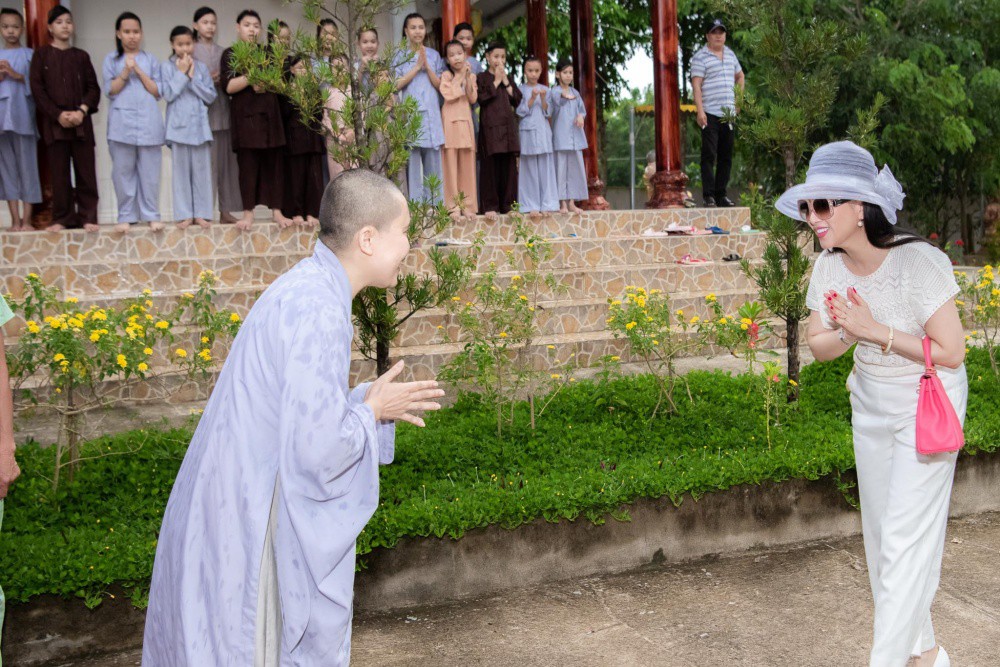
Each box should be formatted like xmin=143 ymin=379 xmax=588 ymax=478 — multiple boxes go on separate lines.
xmin=786 ymin=316 xmax=800 ymax=402
xmin=376 ymin=336 xmax=391 ymax=377
xmin=783 ymin=147 xmax=797 ymax=189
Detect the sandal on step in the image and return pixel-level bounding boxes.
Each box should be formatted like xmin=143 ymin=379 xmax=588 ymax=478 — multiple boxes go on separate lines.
xmin=677 ymin=253 xmax=713 ymax=265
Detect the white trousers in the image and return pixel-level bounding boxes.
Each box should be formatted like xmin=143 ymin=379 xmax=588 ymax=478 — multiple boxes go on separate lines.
xmin=254 ymin=477 xmax=282 ymax=666
xmin=849 ymin=363 xmax=968 ymax=667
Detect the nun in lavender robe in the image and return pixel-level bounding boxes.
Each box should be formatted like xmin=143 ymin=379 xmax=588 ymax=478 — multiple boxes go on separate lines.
xmin=0 ymin=45 xmax=41 ymax=203
xmin=516 ymin=82 xmax=559 ymax=213
xmin=142 ymin=240 xmax=395 ymax=666
xmin=395 ymin=47 xmax=445 ymax=203
xmin=549 ymin=84 xmax=589 ymax=202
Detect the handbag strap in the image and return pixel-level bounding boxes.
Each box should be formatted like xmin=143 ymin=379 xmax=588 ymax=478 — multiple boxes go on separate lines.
xmin=922 ymin=335 xmax=936 ymax=376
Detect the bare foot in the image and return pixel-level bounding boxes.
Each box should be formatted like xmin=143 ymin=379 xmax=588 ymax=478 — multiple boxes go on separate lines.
xmin=464 ymin=211 xmax=477 ymax=222
xmin=273 ymin=210 xmax=294 ymax=228
xmin=220 ymin=211 xmax=239 ymax=224
xmin=917 ymin=646 xmax=939 ymax=666
xmin=559 ymin=204 xmax=569 ymax=213
xmin=235 ymin=212 xmax=254 ymax=230
xmin=485 ymin=211 xmax=499 ymax=221
xmin=291 ymin=215 xmax=305 ymax=226
xmin=176 ymin=219 xmax=193 ymax=230
xmin=305 ymin=215 xmax=319 ymax=227
xmin=528 ymin=210 xmax=542 ymax=219
xmin=149 ymin=221 xmax=166 ymax=232
xmin=83 ymin=223 xmax=100 ymax=233
xmin=568 ymin=201 xmax=582 ymax=214
xmin=46 ymin=223 xmax=65 ymax=232
xmin=115 ymin=223 xmax=131 ymax=233
xmin=195 ymin=218 xmax=211 ymax=228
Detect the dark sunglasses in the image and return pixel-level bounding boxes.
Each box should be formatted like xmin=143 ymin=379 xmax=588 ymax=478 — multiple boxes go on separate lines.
xmin=798 ymin=198 xmax=851 ymax=222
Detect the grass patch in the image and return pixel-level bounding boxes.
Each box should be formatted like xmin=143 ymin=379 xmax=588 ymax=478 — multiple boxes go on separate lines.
xmin=3 ymin=350 xmax=999 ymax=608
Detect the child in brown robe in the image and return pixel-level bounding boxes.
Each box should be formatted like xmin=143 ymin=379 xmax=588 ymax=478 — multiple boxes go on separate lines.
xmin=220 ymin=9 xmax=290 ymax=229
xmin=28 ymin=6 xmax=100 ymax=231
xmin=476 ymin=42 xmax=521 ymax=220
xmin=280 ymin=55 xmax=324 ymax=226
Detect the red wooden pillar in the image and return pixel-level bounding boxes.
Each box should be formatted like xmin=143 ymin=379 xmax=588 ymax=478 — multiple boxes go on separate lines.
xmin=25 ymin=0 xmax=59 ymax=228
xmin=440 ymin=0 xmax=471 ymax=48
xmin=569 ymin=0 xmax=609 ymax=210
xmin=646 ymin=0 xmax=688 ymax=208
xmin=525 ymin=0 xmax=548 ymax=85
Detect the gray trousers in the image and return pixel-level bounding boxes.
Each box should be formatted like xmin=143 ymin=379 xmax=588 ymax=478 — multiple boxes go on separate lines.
xmin=0 ymin=132 xmax=42 ymax=203
xmin=171 ymin=143 xmax=213 ymax=220
xmin=211 ymin=129 xmax=242 ymax=215
xmin=407 ymin=146 xmax=442 ymax=204
xmin=109 ymin=141 xmax=161 ymax=223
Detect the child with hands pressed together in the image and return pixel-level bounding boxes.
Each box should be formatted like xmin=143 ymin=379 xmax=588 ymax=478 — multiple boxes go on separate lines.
xmin=0 ymin=8 xmax=41 ymax=231
xmin=516 ymin=56 xmax=558 ymax=217
xmin=395 ymin=13 xmax=445 ymax=204
xmin=550 ymin=58 xmax=588 ymax=214
xmin=476 ymin=42 xmax=521 ymax=220
xmin=103 ymin=12 xmax=166 ymax=233
xmin=439 ymin=40 xmax=478 ymax=221
xmin=162 ymin=26 xmax=216 ymax=229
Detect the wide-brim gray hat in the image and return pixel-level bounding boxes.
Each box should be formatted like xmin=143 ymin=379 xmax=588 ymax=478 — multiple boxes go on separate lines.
xmin=775 ymin=141 xmax=906 ymax=225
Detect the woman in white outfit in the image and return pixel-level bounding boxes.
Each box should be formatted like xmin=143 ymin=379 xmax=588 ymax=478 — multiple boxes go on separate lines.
xmin=780 ymin=141 xmax=966 ymax=667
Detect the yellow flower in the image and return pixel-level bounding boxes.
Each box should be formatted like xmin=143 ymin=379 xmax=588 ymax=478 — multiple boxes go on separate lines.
xmin=741 ymin=323 xmax=749 ymax=330
xmin=90 ymin=332 xmax=101 ymax=342
xmin=201 ymin=336 xmax=210 ymax=344
xmin=652 ymin=339 xmax=659 ymax=346
xmin=145 ymin=314 xmax=153 ymax=321
xmin=155 ymin=320 xmax=169 ymax=330
xmin=116 ymin=354 xmax=127 ymax=368
xmin=451 ymin=296 xmax=461 ymax=302
xmin=499 ymin=332 xmax=508 ymax=338
xmin=519 ymin=295 xmax=528 ymax=301
xmin=547 ymin=345 xmax=555 ymax=349
xmin=65 ymin=297 xmax=78 ymax=304
xmin=706 ymin=293 xmax=717 ymax=302
xmin=198 ymin=349 xmax=212 ymax=361
xmin=610 ymin=355 xmax=621 ymax=362
xmin=675 ymin=309 xmax=684 ymax=317
xmin=230 ymin=313 xmax=241 ymax=323
xmin=550 ymin=374 xmax=561 ymax=379
xmin=27 ymin=272 xmax=39 ymax=279
xmin=511 ymin=275 xmax=522 ymax=281
xmin=53 ymin=353 xmax=66 ymax=362
xmin=26 ymin=321 xmax=40 ymax=334
xmin=68 ymin=317 xmax=84 ymax=329
xmin=689 ymin=316 xmax=700 ymax=324
xmin=137 ymin=362 xmax=149 ymax=372
xmin=741 ymin=317 xmax=753 ymax=325
xmin=92 ymin=310 xmax=107 ymax=321
xmin=175 ymin=348 xmax=188 ymax=358
xmin=182 ymin=292 xmax=194 ymax=299
xmin=143 ymin=347 xmax=153 ymax=355
xmin=436 ymin=325 xmax=444 ymax=330
xmin=625 ymin=321 xmax=637 ymax=330
xmin=719 ymin=317 xmax=728 ymax=325
xmin=145 ymin=300 xmax=153 ymax=308
xmin=143 ymin=289 xmax=152 ymax=295
xmin=789 ymin=380 xmax=798 ymax=387
xmin=610 ymin=299 xmax=622 ymax=306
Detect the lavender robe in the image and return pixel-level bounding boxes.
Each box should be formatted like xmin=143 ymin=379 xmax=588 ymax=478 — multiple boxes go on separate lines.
xmin=143 ymin=241 xmax=395 ymax=666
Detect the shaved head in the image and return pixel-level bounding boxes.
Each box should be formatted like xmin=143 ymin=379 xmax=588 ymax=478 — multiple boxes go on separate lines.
xmin=318 ymin=170 xmax=409 ymax=250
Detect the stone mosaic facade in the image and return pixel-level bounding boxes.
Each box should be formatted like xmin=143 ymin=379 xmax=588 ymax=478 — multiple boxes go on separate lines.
xmin=2 ymin=208 xmax=778 ymax=394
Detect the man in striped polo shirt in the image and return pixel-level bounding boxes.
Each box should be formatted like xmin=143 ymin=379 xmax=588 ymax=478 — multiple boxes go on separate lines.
xmin=691 ymin=18 xmax=745 ymax=208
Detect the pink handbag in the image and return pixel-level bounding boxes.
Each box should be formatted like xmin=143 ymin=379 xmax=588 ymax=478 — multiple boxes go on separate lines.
xmin=915 ymin=336 xmax=964 ymax=455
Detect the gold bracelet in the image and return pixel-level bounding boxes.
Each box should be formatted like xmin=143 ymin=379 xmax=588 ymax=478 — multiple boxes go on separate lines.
xmin=882 ymin=325 xmax=895 ymax=355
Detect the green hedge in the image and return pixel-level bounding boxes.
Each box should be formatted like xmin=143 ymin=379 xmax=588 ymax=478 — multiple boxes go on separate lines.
xmin=3 ymin=350 xmax=999 ymax=608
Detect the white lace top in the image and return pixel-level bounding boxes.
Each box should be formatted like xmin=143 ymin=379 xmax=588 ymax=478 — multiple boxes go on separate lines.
xmin=805 ymin=242 xmax=959 ymax=377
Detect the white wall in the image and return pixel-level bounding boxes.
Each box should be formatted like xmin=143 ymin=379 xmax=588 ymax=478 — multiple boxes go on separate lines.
xmin=1 ymin=0 xmax=397 ymax=225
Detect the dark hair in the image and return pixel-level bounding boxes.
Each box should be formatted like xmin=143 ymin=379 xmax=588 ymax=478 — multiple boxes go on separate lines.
xmin=830 ymin=202 xmax=932 ymax=254
xmin=236 ymin=9 xmax=261 ymax=25
xmin=319 ymin=169 xmax=406 ymax=249
xmin=282 ymin=52 xmax=307 ymax=81
xmin=47 ymin=6 xmax=71 ymax=25
xmin=268 ymin=19 xmax=289 ymax=45
xmin=192 ymin=6 xmax=215 ymax=41
xmin=317 ymin=18 xmax=337 ymax=39
xmin=453 ymin=22 xmax=474 ymax=38
xmin=486 ymin=41 xmax=506 ymax=55
xmin=170 ymin=25 xmax=194 ymax=46
xmin=444 ymin=39 xmax=465 ymax=64
xmin=523 ymin=55 xmax=542 ymax=71
xmin=115 ymin=12 xmax=142 ymax=58
xmin=556 ymin=57 xmax=573 ymax=72
xmin=0 ymin=8 xmax=24 ymax=23
xmin=357 ymin=26 xmax=378 ymax=40
xmin=401 ymin=13 xmax=424 ymax=38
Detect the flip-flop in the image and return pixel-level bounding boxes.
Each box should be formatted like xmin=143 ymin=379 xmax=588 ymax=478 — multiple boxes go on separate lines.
xmin=706 ymin=226 xmax=730 ymax=234
xmin=722 ymin=253 xmax=742 ymax=262
xmin=677 ymin=253 xmax=713 ymax=265
xmin=642 ymin=227 xmax=670 ymax=237
xmin=740 ymin=225 xmax=763 ymax=235
xmin=666 ymin=223 xmax=696 ymax=235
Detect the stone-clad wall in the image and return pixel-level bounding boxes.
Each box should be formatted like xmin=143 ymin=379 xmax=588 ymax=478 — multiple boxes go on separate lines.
xmin=2 ymin=208 xmax=763 ymax=393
